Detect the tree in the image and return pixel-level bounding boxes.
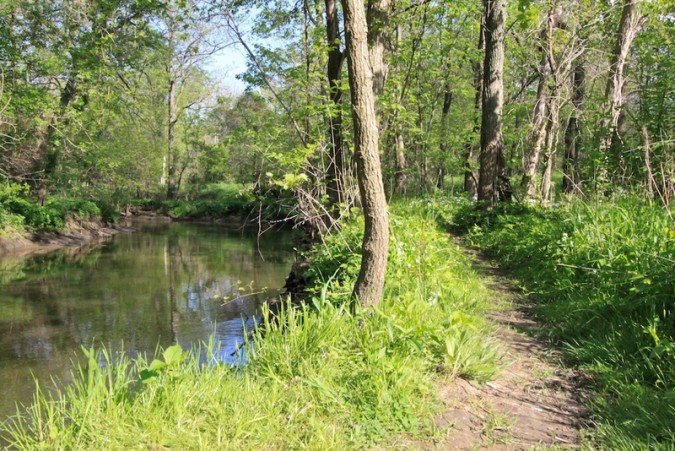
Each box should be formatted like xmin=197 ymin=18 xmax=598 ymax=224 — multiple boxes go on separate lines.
xmin=160 ymin=0 xmax=221 ymax=199
xmin=521 ymin=6 xmax=558 ymax=200
xmin=367 ymin=0 xmax=392 ymax=95
xmin=598 ymin=0 xmax=647 ymax=182
xmin=477 ymin=0 xmax=506 ymax=209
xmin=0 ymin=0 xmax=159 ymax=195
xmin=342 ymin=0 xmax=389 ymax=307
xmin=562 ymin=58 xmax=585 ymax=194
xmin=324 ymin=0 xmax=347 ymax=209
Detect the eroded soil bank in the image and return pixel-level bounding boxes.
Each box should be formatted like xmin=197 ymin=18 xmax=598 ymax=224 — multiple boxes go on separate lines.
xmin=0 ymin=217 xmax=131 ymax=259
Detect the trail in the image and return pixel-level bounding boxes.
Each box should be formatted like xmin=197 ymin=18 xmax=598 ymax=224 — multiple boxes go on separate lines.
xmin=405 ymin=245 xmax=589 ymax=450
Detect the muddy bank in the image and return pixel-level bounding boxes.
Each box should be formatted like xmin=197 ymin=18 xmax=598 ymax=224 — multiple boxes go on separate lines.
xmin=0 ymin=217 xmax=133 ymax=259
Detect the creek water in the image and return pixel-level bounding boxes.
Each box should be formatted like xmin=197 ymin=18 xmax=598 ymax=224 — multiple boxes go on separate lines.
xmin=0 ymin=221 xmax=295 ymax=422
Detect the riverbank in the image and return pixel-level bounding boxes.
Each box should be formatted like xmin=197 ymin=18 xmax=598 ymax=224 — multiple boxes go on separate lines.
xmin=0 ymin=217 xmax=131 ymax=259
xmin=1 ymin=201 xmax=510 ymax=448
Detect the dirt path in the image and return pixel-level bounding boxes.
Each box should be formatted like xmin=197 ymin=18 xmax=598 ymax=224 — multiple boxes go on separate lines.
xmin=411 ymin=248 xmax=589 ymax=450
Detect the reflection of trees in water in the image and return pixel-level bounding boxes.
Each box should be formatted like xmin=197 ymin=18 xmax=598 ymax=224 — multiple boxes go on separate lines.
xmin=0 ymin=224 xmax=293 ymax=391
xmin=164 ymin=227 xmax=293 ymax=346
xmin=0 ymin=223 xmax=294 ymax=420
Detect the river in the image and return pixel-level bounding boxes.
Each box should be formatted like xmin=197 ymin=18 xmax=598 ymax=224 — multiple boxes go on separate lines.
xmin=0 ymin=221 xmax=295 ymax=422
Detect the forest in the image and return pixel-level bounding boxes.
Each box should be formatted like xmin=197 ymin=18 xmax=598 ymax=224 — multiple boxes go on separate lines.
xmin=0 ymin=0 xmax=673 ymax=448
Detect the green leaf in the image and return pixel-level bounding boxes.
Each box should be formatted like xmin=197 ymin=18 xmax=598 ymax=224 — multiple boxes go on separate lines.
xmin=149 ymin=359 xmax=167 ymax=372
xmin=163 ymin=344 xmax=184 ymax=366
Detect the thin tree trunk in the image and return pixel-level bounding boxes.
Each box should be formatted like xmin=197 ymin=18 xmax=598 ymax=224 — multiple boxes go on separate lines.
xmin=439 ymin=83 xmax=453 ymax=190
xmin=540 ymin=88 xmax=560 ymax=204
xmin=463 ymin=14 xmax=484 ymax=197
xmin=342 ymin=0 xmax=389 ymax=308
xmin=367 ymin=0 xmax=391 ymax=95
xmin=642 ymin=125 xmax=655 ymax=200
xmin=391 ymin=20 xmax=407 ymax=196
xmin=599 ymin=0 xmax=647 ymax=177
xmin=477 ymin=0 xmax=506 ymax=210
xmin=521 ymin=13 xmax=553 ymax=200
xmin=394 ymin=125 xmax=407 ymax=195
xmin=325 ymin=0 xmax=346 ymax=208
xmin=167 ymin=77 xmax=177 ymax=199
xmin=562 ymin=61 xmax=585 ymax=194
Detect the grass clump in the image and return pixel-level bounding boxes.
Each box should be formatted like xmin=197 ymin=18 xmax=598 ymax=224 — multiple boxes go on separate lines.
xmin=1 ymin=201 xmax=501 ymax=449
xmin=444 ymin=195 xmax=674 ymax=447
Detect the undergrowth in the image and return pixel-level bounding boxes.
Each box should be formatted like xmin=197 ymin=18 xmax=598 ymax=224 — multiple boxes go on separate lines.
xmin=441 ymin=195 xmax=674 ymax=448
xmin=1 ymin=202 xmax=501 ymax=449
xmin=134 ymin=182 xmax=294 ymax=221
xmin=0 ymin=181 xmax=105 ymax=233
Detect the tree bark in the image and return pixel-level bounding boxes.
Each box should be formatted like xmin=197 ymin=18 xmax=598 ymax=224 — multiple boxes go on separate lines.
xmin=599 ymin=0 xmax=647 ymax=175
xmin=167 ymin=77 xmax=177 ymax=199
xmin=477 ymin=0 xmax=506 ymax=210
xmin=391 ymin=20 xmax=407 ymax=196
xmin=438 ymin=83 xmax=453 ymax=190
xmin=642 ymin=125 xmax=655 ymax=200
xmin=521 ymin=12 xmax=554 ymax=200
xmin=540 ymin=85 xmax=560 ymax=204
xmin=562 ymin=61 xmax=585 ymax=194
xmin=463 ymin=14 xmax=485 ymax=197
xmin=394 ymin=125 xmax=407 ymax=195
xmin=325 ymin=0 xmax=346 ymax=208
xmin=342 ymin=0 xmax=390 ymax=308
xmin=367 ymin=0 xmax=391 ymax=95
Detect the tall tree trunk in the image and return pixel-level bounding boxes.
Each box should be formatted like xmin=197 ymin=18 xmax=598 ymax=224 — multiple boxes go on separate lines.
xmin=599 ymin=0 xmax=647 ymax=178
xmin=325 ymin=0 xmax=346 ymax=208
xmin=394 ymin=124 xmax=407 ymax=195
xmin=367 ymin=0 xmax=391 ymax=95
xmin=540 ymin=85 xmax=560 ymax=204
xmin=463 ymin=15 xmax=485 ymax=197
xmin=167 ymin=77 xmax=177 ymax=199
xmin=438 ymin=83 xmax=453 ymax=190
xmin=562 ymin=60 xmax=585 ymax=194
xmin=342 ymin=0 xmax=390 ymax=308
xmin=642 ymin=126 xmax=656 ymax=200
xmin=35 ymin=74 xmax=78 ymax=196
xmin=521 ymin=12 xmax=554 ymax=200
xmin=477 ymin=0 xmax=506 ymax=210
xmin=391 ymin=20 xmax=407 ymax=196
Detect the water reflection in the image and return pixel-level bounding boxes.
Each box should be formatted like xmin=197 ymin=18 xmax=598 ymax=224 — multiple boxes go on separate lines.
xmin=0 ymin=222 xmax=294 ymax=421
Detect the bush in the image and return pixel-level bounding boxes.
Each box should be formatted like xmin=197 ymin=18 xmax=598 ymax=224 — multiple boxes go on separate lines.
xmin=0 ymin=181 xmax=105 ymax=231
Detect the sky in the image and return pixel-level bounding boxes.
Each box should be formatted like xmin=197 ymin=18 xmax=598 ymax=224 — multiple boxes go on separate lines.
xmin=205 ymin=41 xmax=249 ymax=95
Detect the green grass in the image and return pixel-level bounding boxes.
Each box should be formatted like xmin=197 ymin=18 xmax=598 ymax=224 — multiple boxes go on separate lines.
xmin=1 ymin=201 xmax=501 ymax=449
xmin=441 ymin=195 xmax=675 ymax=448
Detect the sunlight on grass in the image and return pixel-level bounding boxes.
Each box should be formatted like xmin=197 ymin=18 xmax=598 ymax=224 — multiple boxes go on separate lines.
xmin=1 ymin=202 xmax=502 ymax=449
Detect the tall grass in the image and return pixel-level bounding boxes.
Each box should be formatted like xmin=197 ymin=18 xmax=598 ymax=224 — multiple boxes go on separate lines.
xmin=1 ymin=202 xmax=501 ymax=449
xmin=445 ymin=195 xmax=674 ymax=447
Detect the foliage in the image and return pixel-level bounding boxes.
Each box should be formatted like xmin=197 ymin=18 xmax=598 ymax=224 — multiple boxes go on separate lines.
xmin=0 ymin=181 xmax=105 ymax=232
xmin=445 ymin=196 xmax=675 ymax=447
xmin=1 ymin=203 xmax=503 ymax=448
